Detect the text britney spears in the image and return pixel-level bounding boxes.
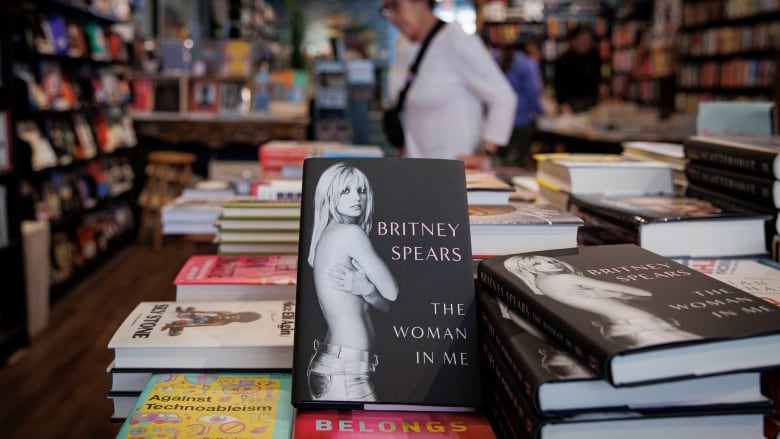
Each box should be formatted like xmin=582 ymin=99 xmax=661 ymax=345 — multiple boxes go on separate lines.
xmin=377 ymin=221 xmax=464 ymax=262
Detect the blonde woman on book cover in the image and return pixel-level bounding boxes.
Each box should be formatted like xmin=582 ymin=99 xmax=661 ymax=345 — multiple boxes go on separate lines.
xmin=382 ymin=0 xmax=516 ymax=159
xmin=306 ymin=162 xmax=399 ymax=401
xmin=503 ymin=255 xmax=698 ymax=347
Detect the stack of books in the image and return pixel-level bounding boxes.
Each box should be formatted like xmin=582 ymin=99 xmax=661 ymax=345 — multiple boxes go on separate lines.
xmin=477 ymin=244 xmax=780 ymax=438
xmin=534 ymin=153 xmax=675 ymax=210
xmin=160 ymin=195 xmax=229 ymax=236
xmin=620 ymin=141 xmax=689 ymax=193
xmin=216 ymin=198 xmax=301 ymax=255
xmin=683 ymin=135 xmax=780 ymax=254
xmin=106 ymin=299 xmax=296 ymax=420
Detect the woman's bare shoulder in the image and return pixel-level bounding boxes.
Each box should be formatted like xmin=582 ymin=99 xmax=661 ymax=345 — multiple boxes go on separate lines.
xmin=324 ymin=223 xmax=369 ymax=240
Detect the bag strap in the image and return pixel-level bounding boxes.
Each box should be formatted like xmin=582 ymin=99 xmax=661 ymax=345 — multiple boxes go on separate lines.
xmin=395 ymin=19 xmax=445 ymax=112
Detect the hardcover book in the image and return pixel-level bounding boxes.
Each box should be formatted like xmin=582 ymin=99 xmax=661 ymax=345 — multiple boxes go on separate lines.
xmin=684 ymin=135 xmax=780 ymax=180
xmin=218 ymin=230 xmax=300 ymax=244
xmin=108 ymin=300 xmax=295 ymax=369
xmin=477 ymin=288 xmax=768 ymax=415
xmin=686 ymin=162 xmax=780 ymax=209
xmin=481 ymin=336 xmax=767 ymax=439
xmin=174 ymin=255 xmax=297 ymax=301
xmin=115 ymin=372 xmax=293 ymax=439
xmin=469 ymin=202 xmax=582 ymax=259
xmin=673 ymin=258 xmax=780 ymax=307
xmin=218 ymin=242 xmax=300 ymax=256
xmin=465 ymin=170 xmax=514 ymax=205
xmin=221 ymin=199 xmax=301 ymax=219
xmin=293 ymin=409 xmax=496 ymax=438
xmin=477 ymin=244 xmax=780 ymax=387
xmin=569 ymin=193 xmax=770 ymax=258
xmin=292 ymin=158 xmax=480 ymax=411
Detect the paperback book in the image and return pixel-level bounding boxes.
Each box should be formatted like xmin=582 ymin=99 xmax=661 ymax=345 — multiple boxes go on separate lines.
xmin=292 ymin=158 xmax=480 ymax=411
xmin=569 ymin=193 xmax=770 ymax=258
xmin=115 ymin=372 xmax=293 ymax=439
xmin=477 ymin=244 xmax=780 ymax=387
xmin=465 ymin=170 xmax=514 ymax=205
xmin=108 ymin=300 xmax=295 ymax=369
xmin=477 ymin=288 xmax=768 ymax=415
xmin=174 ymin=254 xmax=297 ymax=301
xmin=469 ymin=202 xmax=582 ymax=259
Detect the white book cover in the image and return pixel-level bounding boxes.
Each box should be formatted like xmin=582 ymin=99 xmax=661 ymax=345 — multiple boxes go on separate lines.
xmin=108 ymin=300 xmax=295 ymax=368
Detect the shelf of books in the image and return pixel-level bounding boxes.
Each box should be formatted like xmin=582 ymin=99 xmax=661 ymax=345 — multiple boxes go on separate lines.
xmin=6 ymin=0 xmax=139 ymax=304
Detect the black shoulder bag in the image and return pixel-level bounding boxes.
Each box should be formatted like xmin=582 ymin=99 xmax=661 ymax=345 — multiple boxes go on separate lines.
xmin=382 ymin=20 xmax=445 ymax=149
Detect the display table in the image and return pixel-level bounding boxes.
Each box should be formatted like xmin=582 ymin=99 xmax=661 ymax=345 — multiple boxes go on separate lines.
xmin=132 ymin=112 xmax=310 ymax=149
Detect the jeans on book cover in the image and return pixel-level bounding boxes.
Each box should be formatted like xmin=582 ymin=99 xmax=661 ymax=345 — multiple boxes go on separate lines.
xmin=307 ymin=340 xmax=378 ymax=401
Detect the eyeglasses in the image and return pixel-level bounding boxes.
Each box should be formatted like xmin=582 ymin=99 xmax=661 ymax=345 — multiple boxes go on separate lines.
xmin=378 ymin=0 xmax=399 ymax=18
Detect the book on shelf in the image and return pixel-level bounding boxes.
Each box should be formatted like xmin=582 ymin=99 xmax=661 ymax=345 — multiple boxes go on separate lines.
xmin=684 ymin=135 xmax=780 ymax=180
xmin=221 ymin=199 xmax=301 ymax=219
xmin=469 ymin=202 xmax=582 ymax=259
xmin=293 ymin=409 xmax=497 ymax=438
xmin=220 ymin=40 xmax=253 ymax=78
xmin=534 ymin=152 xmax=675 ymax=198
xmin=219 ymin=82 xmax=251 ymax=116
xmin=292 ymin=158 xmax=480 ymax=411
xmin=189 ymin=79 xmax=220 ymax=114
xmin=674 ymin=258 xmax=780 ymax=307
xmin=108 ymin=300 xmax=295 ymax=369
xmin=477 ymin=288 xmax=769 ymax=415
xmin=174 ymin=254 xmax=297 ymax=301
xmin=115 ymin=372 xmax=293 ymax=439
xmin=0 ymin=111 xmax=10 ymax=172
xmin=218 ymin=241 xmax=299 ymax=256
xmin=481 ymin=335 xmax=768 ymax=439
xmin=569 ymin=193 xmax=770 ymax=258
xmin=686 ymin=162 xmax=780 ymax=209
xmin=477 ymin=244 xmax=780 ymax=387
xmin=465 ymin=169 xmax=514 ymax=205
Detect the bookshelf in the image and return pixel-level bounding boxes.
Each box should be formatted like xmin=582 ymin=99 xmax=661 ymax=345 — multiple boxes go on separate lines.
xmin=6 ymin=0 xmax=139 ymax=302
xmin=676 ymin=0 xmax=780 ymax=113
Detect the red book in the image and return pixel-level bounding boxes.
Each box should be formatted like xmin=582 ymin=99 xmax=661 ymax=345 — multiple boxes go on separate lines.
xmin=292 ymin=409 xmax=496 ymax=438
xmin=173 ymin=254 xmax=296 ymax=301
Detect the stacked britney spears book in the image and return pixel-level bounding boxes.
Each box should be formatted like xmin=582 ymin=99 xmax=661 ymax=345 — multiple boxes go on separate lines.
xmin=476 ymin=244 xmax=780 ymax=439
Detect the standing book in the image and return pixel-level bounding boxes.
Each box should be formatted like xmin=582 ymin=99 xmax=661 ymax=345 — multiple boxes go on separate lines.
xmin=477 ymin=244 xmax=780 ymax=386
xmin=292 ymin=158 xmax=480 ymax=411
xmin=174 ymin=254 xmax=297 ymax=301
xmin=108 ymin=300 xmax=295 ymax=369
xmin=115 ymin=372 xmax=292 ymax=439
xmin=477 ymin=288 xmax=768 ymax=415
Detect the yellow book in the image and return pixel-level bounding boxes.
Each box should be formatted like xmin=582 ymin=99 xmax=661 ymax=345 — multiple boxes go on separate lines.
xmin=115 ymin=372 xmax=292 ymax=439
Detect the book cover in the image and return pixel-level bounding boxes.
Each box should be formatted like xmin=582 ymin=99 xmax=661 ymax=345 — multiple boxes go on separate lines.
xmin=569 ymin=193 xmax=770 ymax=258
xmin=108 ymin=300 xmax=296 ymax=369
xmin=477 ymin=244 xmax=780 ymax=387
xmin=115 ymin=372 xmax=293 ymax=439
xmin=684 ymin=135 xmax=780 ymax=180
xmin=481 ymin=335 xmax=767 ymax=439
xmin=696 ymin=101 xmax=774 ymax=139
xmin=220 ymin=40 xmax=252 ymax=78
xmin=191 ymin=79 xmax=220 ymax=113
xmin=686 ymin=162 xmax=780 ymax=209
xmin=219 ymin=82 xmax=251 ymax=116
xmin=469 ymin=202 xmax=582 ymax=258
xmin=674 ymin=258 xmax=780 ymax=307
xmin=174 ymin=255 xmax=297 ymax=301
xmin=292 ymin=158 xmax=479 ymax=410
xmin=293 ymin=409 xmax=496 ymax=438
xmin=477 ymin=288 xmax=768 ymax=415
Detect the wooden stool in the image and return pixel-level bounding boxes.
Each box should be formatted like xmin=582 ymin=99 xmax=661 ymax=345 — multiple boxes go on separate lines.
xmin=137 ymin=151 xmax=197 ymax=251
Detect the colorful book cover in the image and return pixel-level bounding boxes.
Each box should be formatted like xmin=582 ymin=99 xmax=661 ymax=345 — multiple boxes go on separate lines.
xmin=191 ymin=79 xmax=220 ymax=113
xmin=221 ymin=40 xmax=252 ymax=78
xmin=292 ymin=158 xmax=479 ymax=410
xmin=108 ymin=300 xmax=296 ymax=369
xmin=674 ymin=258 xmax=780 ymax=307
xmin=477 ymin=244 xmax=780 ymax=387
xmin=174 ymin=255 xmax=297 ymax=301
xmin=115 ymin=372 xmax=293 ymax=439
xmin=293 ymin=409 xmax=496 ymax=438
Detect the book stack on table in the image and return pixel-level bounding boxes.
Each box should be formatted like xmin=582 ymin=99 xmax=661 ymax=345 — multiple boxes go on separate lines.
xmin=216 ymin=199 xmax=301 ymax=256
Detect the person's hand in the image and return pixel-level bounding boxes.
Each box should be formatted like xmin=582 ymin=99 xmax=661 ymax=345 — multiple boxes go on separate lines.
xmin=327 ymin=259 xmax=374 ymax=297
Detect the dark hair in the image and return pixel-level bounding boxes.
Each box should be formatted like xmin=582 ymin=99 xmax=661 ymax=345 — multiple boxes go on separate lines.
xmin=567 ymin=24 xmax=593 ymax=41
xmin=499 ymin=46 xmax=515 ymax=72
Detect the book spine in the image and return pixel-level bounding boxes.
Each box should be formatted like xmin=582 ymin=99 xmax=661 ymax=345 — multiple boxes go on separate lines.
xmin=480 ymin=337 xmax=543 ymax=438
xmin=684 ymin=138 xmax=779 ymax=179
xmin=477 ymin=301 xmax=542 ymax=411
xmin=477 ymin=263 xmax=612 ymax=380
xmin=686 ymin=163 xmax=779 ymax=209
